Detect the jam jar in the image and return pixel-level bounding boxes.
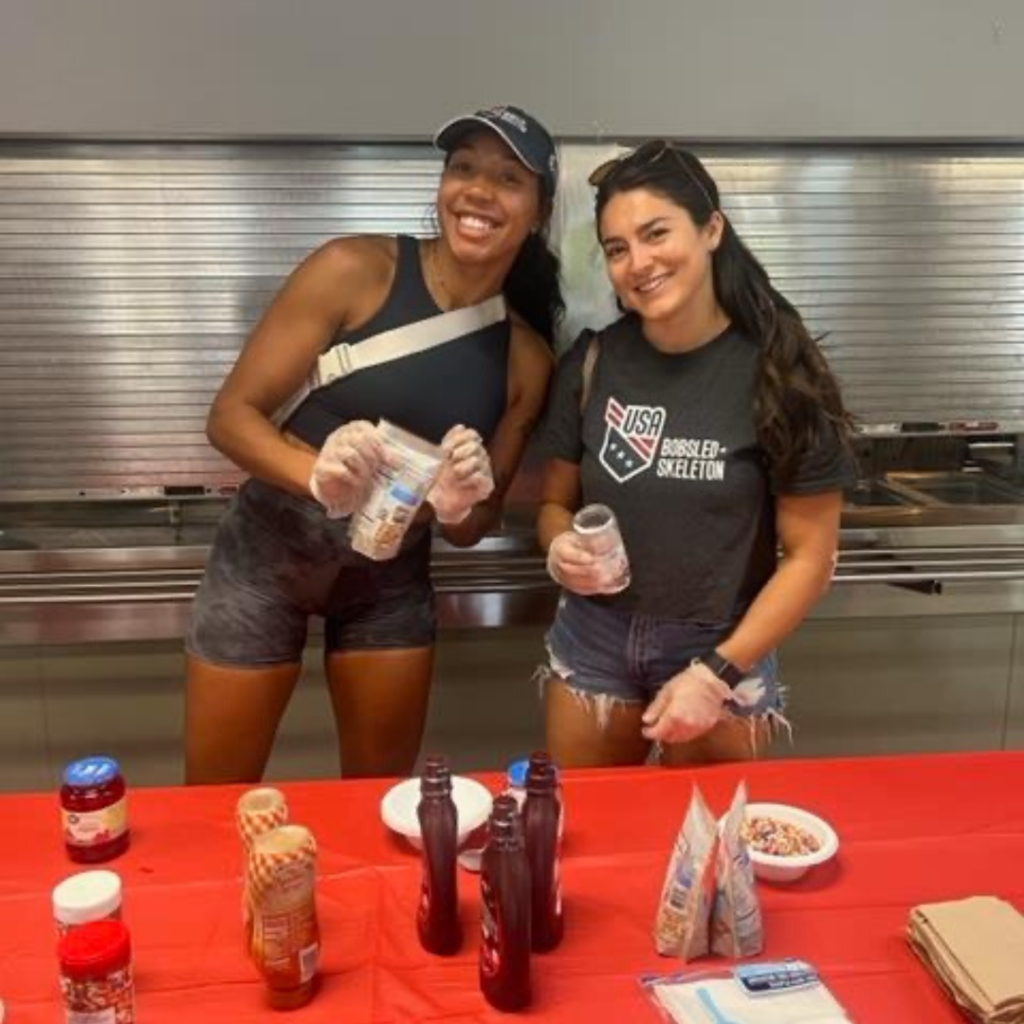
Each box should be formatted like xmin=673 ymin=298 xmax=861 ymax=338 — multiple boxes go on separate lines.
xmin=60 ymin=756 xmax=130 ymax=863
xmin=58 ymin=918 xmax=136 ymax=1024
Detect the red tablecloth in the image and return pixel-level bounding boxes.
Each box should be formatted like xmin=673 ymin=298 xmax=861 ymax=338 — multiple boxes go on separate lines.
xmin=3 ymin=751 xmax=1024 ymax=1022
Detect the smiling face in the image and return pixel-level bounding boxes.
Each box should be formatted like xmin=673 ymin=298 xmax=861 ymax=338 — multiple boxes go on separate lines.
xmin=437 ymin=130 xmax=545 ymax=268
xmin=598 ymin=187 xmax=723 ymax=327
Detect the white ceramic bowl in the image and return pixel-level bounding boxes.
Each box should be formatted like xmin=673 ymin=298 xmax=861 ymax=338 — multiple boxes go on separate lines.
xmin=742 ymin=802 xmax=839 ymax=883
xmin=380 ymin=775 xmax=493 ymax=851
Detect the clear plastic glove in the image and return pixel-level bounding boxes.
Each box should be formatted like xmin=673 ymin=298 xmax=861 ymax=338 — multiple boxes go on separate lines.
xmin=641 ymin=661 xmax=734 ymax=744
xmin=427 ymin=425 xmax=494 ymax=524
xmin=309 ymin=420 xmax=386 ymax=519
xmin=546 ymin=530 xmax=617 ymax=596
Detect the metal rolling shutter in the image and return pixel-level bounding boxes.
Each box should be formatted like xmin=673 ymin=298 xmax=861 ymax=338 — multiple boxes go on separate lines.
xmin=0 ymin=141 xmax=441 ymax=499
xmin=1 ymin=141 xmax=1022 ymax=498
xmin=704 ymin=147 xmax=1024 ymax=430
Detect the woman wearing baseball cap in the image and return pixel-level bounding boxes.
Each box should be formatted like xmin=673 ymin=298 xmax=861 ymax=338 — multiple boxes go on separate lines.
xmin=185 ymin=106 xmax=563 ymax=783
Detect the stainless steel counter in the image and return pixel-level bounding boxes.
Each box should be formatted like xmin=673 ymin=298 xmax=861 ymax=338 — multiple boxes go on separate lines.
xmin=7 ymin=472 xmax=1024 ymax=645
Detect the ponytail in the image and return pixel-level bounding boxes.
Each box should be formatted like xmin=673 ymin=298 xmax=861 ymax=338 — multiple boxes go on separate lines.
xmin=503 ymin=231 xmax=565 ymax=347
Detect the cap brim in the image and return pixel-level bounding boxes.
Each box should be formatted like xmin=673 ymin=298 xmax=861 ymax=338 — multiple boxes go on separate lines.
xmin=433 ymin=114 xmax=543 ymax=177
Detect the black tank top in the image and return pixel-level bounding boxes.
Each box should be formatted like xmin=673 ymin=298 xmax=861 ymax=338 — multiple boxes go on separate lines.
xmin=285 ymin=235 xmax=511 ymax=448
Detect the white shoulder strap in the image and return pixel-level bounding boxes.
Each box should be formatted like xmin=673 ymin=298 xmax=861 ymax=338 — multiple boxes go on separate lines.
xmin=316 ymin=294 xmax=506 ymax=385
xmin=273 ymin=294 xmax=507 ymax=427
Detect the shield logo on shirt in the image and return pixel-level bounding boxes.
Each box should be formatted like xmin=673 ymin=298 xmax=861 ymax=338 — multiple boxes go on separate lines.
xmin=598 ymin=396 xmax=666 ymax=483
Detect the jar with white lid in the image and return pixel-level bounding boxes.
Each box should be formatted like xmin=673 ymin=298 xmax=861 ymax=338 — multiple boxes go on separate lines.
xmin=53 ymin=869 xmax=123 ymax=936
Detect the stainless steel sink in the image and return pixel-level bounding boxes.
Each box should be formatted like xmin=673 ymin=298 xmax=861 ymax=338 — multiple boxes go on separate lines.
xmin=844 ymin=481 xmax=917 ymax=509
xmin=885 ymin=471 xmax=1024 ymax=507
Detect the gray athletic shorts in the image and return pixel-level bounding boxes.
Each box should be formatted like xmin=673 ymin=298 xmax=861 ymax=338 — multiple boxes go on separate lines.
xmin=186 ymin=478 xmax=436 ymax=666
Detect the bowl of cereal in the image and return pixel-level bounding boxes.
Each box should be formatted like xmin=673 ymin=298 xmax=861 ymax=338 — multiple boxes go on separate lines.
xmin=740 ymin=802 xmax=839 ymax=883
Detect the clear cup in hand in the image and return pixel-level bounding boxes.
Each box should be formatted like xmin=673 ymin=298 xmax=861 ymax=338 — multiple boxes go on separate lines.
xmin=572 ymin=503 xmax=631 ymax=593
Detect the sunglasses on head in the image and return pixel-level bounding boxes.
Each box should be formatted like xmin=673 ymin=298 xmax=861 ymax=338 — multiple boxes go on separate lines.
xmin=588 ymin=140 xmax=717 ymax=212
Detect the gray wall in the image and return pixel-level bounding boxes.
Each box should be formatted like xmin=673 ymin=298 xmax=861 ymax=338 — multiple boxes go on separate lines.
xmin=1 ymin=0 xmax=1022 ymax=141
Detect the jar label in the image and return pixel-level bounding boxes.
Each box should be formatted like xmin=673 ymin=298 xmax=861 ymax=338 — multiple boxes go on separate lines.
xmin=479 ymin=875 xmax=500 ymax=977
xmin=299 ymin=942 xmax=319 ymax=984
xmin=66 ymin=1011 xmax=115 ymax=1024
xmin=251 ymin=859 xmax=319 ymax=988
xmin=62 ymin=797 xmax=128 ymax=847
xmin=61 ymin=963 xmax=133 ymax=1023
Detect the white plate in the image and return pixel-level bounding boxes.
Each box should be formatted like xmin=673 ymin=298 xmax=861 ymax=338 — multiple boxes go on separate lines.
xmin=742 ymin=802 xmax=839 ymax=883
xmin=381 ymin=775 xmax=493 ymax=850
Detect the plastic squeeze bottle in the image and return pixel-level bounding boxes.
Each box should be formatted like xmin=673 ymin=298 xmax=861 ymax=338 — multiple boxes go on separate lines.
xmin=522 ymin=751 xmax=564 ymax=952
xmin=416 ymin=754 xmax=462 ymax=955
xmin=479 ymin=794 xmax=532 ymax=1011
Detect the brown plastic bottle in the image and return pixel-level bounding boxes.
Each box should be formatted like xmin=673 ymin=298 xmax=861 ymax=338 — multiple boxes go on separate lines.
xmin=522 ymin=752 xmax=564 ymax=952
xmin=416 ymin=755 xmax=462 ymax=956
xmin=479 ymin=794 xmax=531 ymax=1012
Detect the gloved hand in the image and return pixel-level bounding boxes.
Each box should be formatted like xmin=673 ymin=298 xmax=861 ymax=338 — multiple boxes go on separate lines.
xmin=427 ymin=425 xmax=494 ymax=524
xmin=309 ymin=420 xmax=385 ymax=519
xmin=546 ymin=530 xmax=617 ymax=596
xmin=641 ymin=661 xmax=734 ymax=744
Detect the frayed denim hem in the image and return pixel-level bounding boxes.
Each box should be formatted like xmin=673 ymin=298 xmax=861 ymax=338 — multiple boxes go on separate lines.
xmin=532 ymin=645 xmax=645 ymax=732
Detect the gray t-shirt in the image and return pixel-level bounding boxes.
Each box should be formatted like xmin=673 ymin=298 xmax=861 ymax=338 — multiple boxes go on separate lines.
xmin=541 ymin=314 xmax=855 ymax=623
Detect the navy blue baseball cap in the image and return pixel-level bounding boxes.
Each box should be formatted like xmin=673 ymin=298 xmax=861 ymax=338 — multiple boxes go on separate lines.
xmin=434 ymin=105 xmax=559 ymax=197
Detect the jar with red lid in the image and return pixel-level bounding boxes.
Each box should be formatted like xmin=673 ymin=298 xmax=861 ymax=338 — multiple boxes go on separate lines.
xmin=58 ymin=918 xmax=136 ymax=1024
xmin=60 ymin=757 xmax=130 ymax=863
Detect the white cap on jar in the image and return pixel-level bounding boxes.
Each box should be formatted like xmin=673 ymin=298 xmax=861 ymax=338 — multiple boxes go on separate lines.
xmin=52 ymin=870 xmax=122 ymax=928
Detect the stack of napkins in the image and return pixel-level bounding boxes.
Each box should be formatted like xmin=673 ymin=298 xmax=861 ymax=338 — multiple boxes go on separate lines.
xmin=908 ymin=896 xmax=1024 ymax=1023
xmin=647 ymin=972 xmax=851 ymax=1024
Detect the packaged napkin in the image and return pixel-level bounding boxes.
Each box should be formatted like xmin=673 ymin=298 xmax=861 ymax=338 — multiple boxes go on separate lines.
xmin=711 ymin=781 xmax=764 ymax=959
xmin=653 ymin=784 xmax=718 ymax=959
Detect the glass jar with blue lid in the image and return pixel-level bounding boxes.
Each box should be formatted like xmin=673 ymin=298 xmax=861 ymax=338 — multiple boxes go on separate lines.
xmin=60 ymin=756 xmax=130 ymax=863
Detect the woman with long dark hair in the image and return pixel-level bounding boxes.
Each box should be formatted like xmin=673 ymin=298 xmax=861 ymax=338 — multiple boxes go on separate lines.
xmin=185 ymin=106 xmax=563 ymax=783
xmin=538 ymin=141 xmax=854 ymax=767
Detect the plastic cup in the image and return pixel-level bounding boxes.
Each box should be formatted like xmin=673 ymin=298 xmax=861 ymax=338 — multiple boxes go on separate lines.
xmin=349 ymin=420 xmax=444 ymax=561
xmin=572 ymin=503 xmax=630 ymax=593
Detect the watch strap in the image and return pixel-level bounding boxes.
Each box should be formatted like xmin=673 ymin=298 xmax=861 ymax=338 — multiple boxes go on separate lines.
xmin=700 ymin=651 xmax=746 ymax=688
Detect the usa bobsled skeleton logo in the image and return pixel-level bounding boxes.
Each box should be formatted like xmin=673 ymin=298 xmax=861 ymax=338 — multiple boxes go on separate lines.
xmin=598 ymin=397 xmax=666 ymax=483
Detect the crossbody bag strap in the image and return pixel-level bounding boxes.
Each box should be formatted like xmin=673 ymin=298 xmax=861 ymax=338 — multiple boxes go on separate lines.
xmin=273 ymin=294 xmax=507 ymax=427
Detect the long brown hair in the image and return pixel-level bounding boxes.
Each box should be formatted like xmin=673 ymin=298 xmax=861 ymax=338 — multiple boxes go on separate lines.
xmin=593 ymin=142 xmax=853 ymax=483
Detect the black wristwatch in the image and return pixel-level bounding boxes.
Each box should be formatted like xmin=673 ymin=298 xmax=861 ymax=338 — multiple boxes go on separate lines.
xmin=699 ymin=650 xmax=746 ymax=688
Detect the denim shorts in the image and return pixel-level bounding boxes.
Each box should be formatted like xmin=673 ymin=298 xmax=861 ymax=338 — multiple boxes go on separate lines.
xmin=543 ymin=593 xmax=783 ymax=717
xmin=186 ymin=478 xmax=436 ymax=666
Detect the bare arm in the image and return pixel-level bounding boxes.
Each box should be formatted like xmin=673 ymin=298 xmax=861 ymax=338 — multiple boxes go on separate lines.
xmin=439 ymin=320 xmax=554 ymax=547
xmin=205 ymin=238 xmax=387 ymax=496
xmin=715 ymin=490 xmax=842 ymax=671
xmin=642 ymin=489 xmax=840 ymax=743
xmin=537 ymin=458 xmax=581 ymax=550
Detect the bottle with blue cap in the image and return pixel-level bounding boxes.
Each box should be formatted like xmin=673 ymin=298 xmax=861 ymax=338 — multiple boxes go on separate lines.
xmin=60 ymin=756 xmax=130 ymax=863
xmin=505 ymin=758 xmax=530 ymax=810
xmin=506 ymin=754 xmax=564 ymax=839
